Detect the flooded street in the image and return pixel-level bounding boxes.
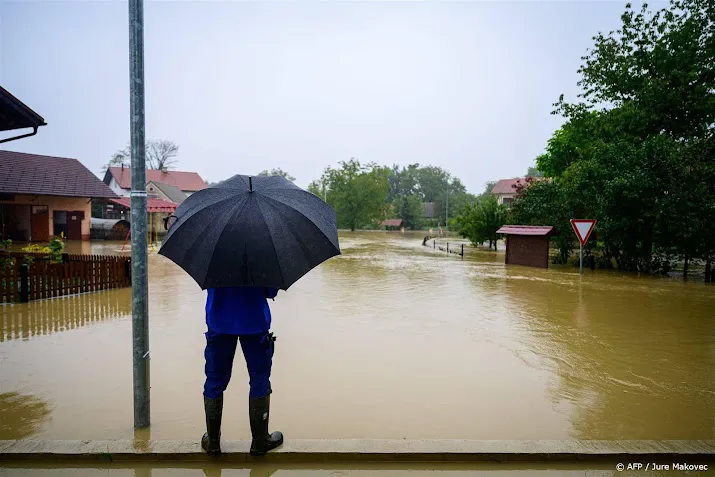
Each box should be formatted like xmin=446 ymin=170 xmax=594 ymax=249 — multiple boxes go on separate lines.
xmin=1 ymin=232 xmax=713 ymax=441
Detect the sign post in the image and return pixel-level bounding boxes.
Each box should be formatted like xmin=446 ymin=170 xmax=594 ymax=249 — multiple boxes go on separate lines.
xmin=570 ymin=219 xmax=597 ymax=274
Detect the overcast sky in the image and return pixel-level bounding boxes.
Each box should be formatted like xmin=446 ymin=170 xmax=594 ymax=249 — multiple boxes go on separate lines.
xmin=1 ymin=0 xmax=659 ymax=193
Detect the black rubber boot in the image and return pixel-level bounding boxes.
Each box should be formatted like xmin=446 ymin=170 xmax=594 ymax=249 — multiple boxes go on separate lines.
xmin=201 ymin=395 xmax=223 ymax=456
xmin=249 ymin=395 xmax=284 ymax=456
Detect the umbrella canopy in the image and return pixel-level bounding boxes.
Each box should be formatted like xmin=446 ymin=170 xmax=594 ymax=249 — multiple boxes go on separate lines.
xmin=158 ymin=174 xmax=340 ymax=290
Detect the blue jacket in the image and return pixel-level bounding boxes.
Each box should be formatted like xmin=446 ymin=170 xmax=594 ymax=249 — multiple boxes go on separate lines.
xmin=206 ymin=287 xmax=279 ymax=335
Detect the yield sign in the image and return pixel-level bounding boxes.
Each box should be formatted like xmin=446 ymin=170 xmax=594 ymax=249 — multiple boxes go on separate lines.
xmin=570 ymin=219 xmax=597 ymax=246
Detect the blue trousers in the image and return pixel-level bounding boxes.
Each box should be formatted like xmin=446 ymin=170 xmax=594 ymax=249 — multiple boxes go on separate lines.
xmin=204 ymin=330 xmax=275 ymax=399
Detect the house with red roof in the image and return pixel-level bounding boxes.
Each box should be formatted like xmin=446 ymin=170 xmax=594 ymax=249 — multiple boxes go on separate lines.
xmin=0 ymin=150 xmax=118 ymax=241
xmin=491 ymin=177 xmax=545 ymax=205
xmin=103 ymin=166 xmax=208 ymax=198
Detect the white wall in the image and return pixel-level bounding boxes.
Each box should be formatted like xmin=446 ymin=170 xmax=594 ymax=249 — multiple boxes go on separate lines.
xmin=109 ymin=177 xmax=130 ymax=197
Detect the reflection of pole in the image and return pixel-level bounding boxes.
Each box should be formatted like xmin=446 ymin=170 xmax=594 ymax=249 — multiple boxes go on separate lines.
xmin=579 ymin=243 xmax=583 ymax=274
xmin=129 ymin=0 xmax=150 ymax=428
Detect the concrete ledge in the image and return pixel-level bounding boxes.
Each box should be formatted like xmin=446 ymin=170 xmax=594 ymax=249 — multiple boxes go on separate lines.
xmin=0 ymin=440 xmax=713 ymax=463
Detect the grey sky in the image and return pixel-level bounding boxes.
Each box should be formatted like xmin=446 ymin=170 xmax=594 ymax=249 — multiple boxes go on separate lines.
xmin=1 ymin=0 xmax=659 ymax=193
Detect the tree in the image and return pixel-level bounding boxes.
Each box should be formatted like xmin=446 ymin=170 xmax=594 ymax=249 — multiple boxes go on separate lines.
xmin=479 ymin=181 xmax=497 ymax=199
xmin=517 ymin=0 xmax=715 ymax=276
xmin=526 ymin=166 xmax=544 ymax=178
xmin=316 ymin=159 xmax=389 ymax=231
xmin=395 ymin=194 xmax=424 ymax=230
xmin=258 ymin=168 xmax=296 ymax=182
xmin=455 ymin=195 xmax=507 ymax=250
xmin=104 ymin=139 xmax=180 ymax=173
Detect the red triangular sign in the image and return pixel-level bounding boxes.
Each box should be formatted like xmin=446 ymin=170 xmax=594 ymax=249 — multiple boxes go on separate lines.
xmin=570 ymin=219 xmax=597 ymax=245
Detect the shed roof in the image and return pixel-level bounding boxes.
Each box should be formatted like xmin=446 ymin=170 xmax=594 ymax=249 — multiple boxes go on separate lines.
xmin=108 ymin=197 xmax=178 ymax=213
xmin=382 ymin=219 xmax=405 ymax=227
xmin=0 ymin=150 xmax=117 ymax=198
xmin=497 ymin=225 xmax=558 ymax=236
xmin=0 ymin=86 xmax=46 ymax=133
xmin=105 ymin=167 xmax=207 ymax=192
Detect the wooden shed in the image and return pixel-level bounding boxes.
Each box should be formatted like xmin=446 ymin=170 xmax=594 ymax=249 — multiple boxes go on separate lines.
xmin=382 ymin=219 xmax=405 ymax=231
xmin=496 ymin=225 xmax=559 ymax=268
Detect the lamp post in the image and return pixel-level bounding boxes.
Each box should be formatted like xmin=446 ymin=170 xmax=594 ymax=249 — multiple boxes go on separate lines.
xmin=129 ymin=0 xmax=150 ymax=428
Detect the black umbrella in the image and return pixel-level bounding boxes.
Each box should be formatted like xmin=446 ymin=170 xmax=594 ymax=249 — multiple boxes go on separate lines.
xmin=158 ymin=174 xmax=340 ymax=290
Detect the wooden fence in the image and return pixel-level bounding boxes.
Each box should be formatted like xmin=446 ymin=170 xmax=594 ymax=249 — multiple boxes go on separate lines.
xmin=423 ymin=236 xmax=466 ymax=259
xmin=0 ymin=253 xmax=131 ymax=304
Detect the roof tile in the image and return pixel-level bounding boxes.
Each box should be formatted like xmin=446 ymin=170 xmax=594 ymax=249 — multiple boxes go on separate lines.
xmin=107 ymin=167 xmax=207 ymax=192
xmin=0 ymin=150 xmax=117 ymax=198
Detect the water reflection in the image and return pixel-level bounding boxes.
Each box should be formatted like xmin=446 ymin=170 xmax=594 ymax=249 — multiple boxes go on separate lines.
xmin=0 ymin=391 xmax=51 ymax=439
xmin=0 ymin=288 xmax=131 ymax=342
xmin=496 ymin=267 xmax=715 ymax=439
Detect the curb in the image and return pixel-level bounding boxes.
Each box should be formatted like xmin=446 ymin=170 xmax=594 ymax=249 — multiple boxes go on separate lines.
xmin=1 ymin=440 xmax=714 ymax=463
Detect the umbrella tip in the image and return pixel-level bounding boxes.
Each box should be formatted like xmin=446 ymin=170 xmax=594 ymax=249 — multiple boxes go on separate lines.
xmin=249 ymin=176 xmax=253 ymax=192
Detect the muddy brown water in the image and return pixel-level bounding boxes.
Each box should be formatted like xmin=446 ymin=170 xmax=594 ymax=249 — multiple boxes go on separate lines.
xmin=0 ymin=232 xmax=713 ymax=442
xmin=4 ymin=462 xmax=713 ymax=477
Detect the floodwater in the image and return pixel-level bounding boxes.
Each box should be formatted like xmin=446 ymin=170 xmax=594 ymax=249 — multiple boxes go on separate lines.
xmin=4 ymin=462 xmax=714 ymax=477
xmin=0 ymin=232 xmax=713 ymax=441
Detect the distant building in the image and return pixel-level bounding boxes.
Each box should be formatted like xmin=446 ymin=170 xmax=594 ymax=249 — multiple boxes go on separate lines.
xmin=491 ymin=177 xmax=544 ymax=205
xmin=147 ymin=181 xmax=187 ymax=205
xmin=382 ymin=218 xmax=405 ymax=231
xmin=103 ymin=167 xmax=208 ymax=198
xmin=0 ymin=150 xmax=117 ymax=241
xmin=423 ymin=202 xmax=436 ymax=219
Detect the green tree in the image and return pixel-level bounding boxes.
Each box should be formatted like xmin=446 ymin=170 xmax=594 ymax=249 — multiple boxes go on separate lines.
xmin=258 ymin=168 xmax=296 ymax=182
xmin=519 ymin=0 xmax=715 ymax=276
xmin=316 ymin=159 xmax=389 ymax=231
xmin=395 ymin=194 xmax=424 ymax=230
xmin=455 ymin=195 xmax=507 ymax=250
xmin=526 ymin=166 xmax=544 ymax=178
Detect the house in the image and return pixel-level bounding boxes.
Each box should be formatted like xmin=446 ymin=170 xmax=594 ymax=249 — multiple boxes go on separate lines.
xmin=103 ymin=166 xmax=208 ymax=198
xmin=0 ymin=86 xmax=46 ymax=144
xmin=147 ymin=181 xmax=187 ymax=204
xmin=491 ymin=177 xmax=544 ymax=205
xmin=496 ymin=225 xmax=559 ymax=268
xmin=0 ymin=150 xmax=118 ymax=241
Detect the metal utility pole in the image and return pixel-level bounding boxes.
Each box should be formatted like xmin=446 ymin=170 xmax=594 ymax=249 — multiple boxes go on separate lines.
xmin=129 ymin=0 xmax=150 ymax=428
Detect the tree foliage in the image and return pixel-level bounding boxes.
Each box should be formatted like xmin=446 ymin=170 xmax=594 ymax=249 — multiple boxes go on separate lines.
xmin=313 ymin=159 xmax=390 ymax=231
xmin=258 ymin=168 xmax=296 ymax=182
xmin=513 ymin=0 xmax=715 ymax=278
xmin=455 ymin=195 xmax=507 ymax=250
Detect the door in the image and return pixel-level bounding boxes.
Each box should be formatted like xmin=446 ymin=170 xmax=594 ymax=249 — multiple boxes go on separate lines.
xmin=67 ymin=211 xmax=84 ymax=240
xmin=31 ymin=206 xmax=50 ymax=242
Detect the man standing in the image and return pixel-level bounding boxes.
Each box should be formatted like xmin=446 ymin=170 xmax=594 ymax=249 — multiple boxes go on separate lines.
xmin=201 ymin=286 xmax=284 ymax=456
